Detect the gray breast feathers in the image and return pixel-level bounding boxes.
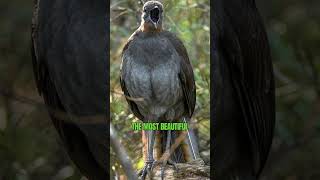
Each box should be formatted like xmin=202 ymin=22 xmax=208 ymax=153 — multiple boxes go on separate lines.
xmin=121 ymin=35 xmax=185 ymax=121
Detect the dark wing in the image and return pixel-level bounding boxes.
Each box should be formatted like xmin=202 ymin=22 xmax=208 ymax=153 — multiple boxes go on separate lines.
xmin=163 ymin=31 xmax=196 ymax=117
xmin=33 ymin=0 xmax=107 ymax=116
xmin=31 ymin=0 xmax=108 ymax=179
xmin=215 ymin=0 xmax=275 ymax=175
xmin=120 ymin=32 xmax=144 ymax=120
xmin=31 ymin=0 xmax=48 ymax=100
xmin=119 ymin=76 xmax=144 ymax=120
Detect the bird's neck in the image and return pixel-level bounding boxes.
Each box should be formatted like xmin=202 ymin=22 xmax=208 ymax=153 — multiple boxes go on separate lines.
xmin=139 ymin=22 xmax=163 ymax=33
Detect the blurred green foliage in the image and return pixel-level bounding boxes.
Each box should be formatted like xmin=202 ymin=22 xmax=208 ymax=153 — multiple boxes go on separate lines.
xmin=257 ymin=0 xmax=320 ymax=179
xmin=110 ymin=0 xmax=210 ymax=177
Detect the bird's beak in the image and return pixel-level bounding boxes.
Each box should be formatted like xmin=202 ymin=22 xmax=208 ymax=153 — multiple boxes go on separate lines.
xmin=149 ymin=6 xmax=160 ymax=29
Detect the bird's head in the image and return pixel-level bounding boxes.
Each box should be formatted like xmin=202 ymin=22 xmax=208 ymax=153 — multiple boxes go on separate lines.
xmin=140 ymin=1 xmax=163 ymax=32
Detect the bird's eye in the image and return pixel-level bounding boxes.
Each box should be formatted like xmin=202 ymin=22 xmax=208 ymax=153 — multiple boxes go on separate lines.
xmin=143 ymin=8 xmax=147 ymax=12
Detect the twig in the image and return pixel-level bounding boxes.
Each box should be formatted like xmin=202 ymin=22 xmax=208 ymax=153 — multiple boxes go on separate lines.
xmin=111 ymin=89 xmax=144 ymax=102
xmin=110 ymin=123 xmax=138 ymax=180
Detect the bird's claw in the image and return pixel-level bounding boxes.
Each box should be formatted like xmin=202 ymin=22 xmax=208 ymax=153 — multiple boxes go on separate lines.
xmin=138 ymin=159 xmax=177 ymax=180
xmin=138 ymin=160 xmax=156 ymax=180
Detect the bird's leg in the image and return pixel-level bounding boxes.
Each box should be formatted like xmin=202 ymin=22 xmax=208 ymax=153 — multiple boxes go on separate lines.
xmin=138 ymin=130 xmax=156 ymax=180
xmin=160 ymin=130 xmax=177 ymax=179
xmin=151 ymin=130 xmax=177 ymax=180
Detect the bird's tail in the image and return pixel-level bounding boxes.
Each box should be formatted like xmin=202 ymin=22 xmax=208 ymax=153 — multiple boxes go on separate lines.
xmin=50 ymin=115 xmax=108 ymax=180
xmin=160 ymin=130 xmax=185 ymax=162
xmin=216 ymin=174 xmax=256 ymax=180
xmin=142 ymin=120 xmax=200 ymax=163
xmin=233 ymin=175 xmax=256 ymax=180
xmin=160 ymin=124 xmax=200 ymax=163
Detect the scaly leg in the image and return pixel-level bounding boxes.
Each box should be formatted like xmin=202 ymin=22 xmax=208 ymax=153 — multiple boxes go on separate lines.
xmin=160 ymin=130 xmax=177 ymax=180
xmin=138 ymin=130 xmax=156 ymax=180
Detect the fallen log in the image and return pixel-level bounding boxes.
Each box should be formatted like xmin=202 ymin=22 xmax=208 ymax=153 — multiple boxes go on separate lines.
xmin=146 ymin=159 xmax=210 ymax=180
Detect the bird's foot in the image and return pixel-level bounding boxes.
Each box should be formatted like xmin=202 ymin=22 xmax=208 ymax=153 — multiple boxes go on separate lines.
xmin=152 ymin=159 xmax=178 ymax=180
xmin=138 ymin=160 xmax=156 ymax=180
